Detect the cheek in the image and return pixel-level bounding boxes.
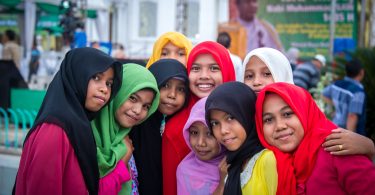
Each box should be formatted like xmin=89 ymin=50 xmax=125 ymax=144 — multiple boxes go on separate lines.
xmin=244 ymin=80 xmax=254 ymax=89
xmin=263 ymin=127 xmax=274 ymax=144
xmin=177 ymin=56 xmax=187 ymax=66
xmin=213 ymin=73 xmax=223 ymax=84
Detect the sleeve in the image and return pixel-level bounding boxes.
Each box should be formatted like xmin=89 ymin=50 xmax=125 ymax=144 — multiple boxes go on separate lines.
xmin=16 ymin=124 xmax=71 ymax=195
xmin=162 ymin=138 xmax=180 ymax=195
xmin=99 ymin=160 xmax=131 ymax=195
xmin=261 ymin=151 xmax=278 ymax=195
xmin=322 ymin=85 xmax=332 ymax=99
xmin=334 ymin=154 xmax=375 ymax=194
xmin=348 ymin=92 xmax=365 ymax=114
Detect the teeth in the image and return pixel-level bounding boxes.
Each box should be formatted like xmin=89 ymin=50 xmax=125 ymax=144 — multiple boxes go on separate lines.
xmin=197 ymin=84 xmax=213 ymax=89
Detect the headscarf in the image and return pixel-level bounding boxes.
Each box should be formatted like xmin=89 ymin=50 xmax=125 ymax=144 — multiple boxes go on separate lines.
xmin=162 ymin=41 xmax=236 ymax=195
xmin=129 ymin=59 xmax=188 ymax=195
xmin=91 ymin=63 xmax=159 ymax=193
xmin=177 ymin=97 xmax=226 ymax=194
xmin=255 ymin=82 xmax=336 ymax=195
xmin=146 ymin=31 xmax=192 ymax=68
xmin=242 ymin=47 xmax=294 ymax=84
xmin=205 ymin=81 xmax=263 ymax=195
xmin=23 ymin=47 xmax=123 ymax=195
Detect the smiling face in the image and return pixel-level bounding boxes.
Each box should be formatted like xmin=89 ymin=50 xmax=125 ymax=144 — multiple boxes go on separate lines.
xmin=243 ymin=56 xmax=275 ymax=95
xmin=188 ymin=121 xmax=221 ymax=161
xmin=160 ymin=42 xmax=187 ymax=66
xmin=158 ymin=78 xmax=186 ymax=115
xmin=85 ymin=67 xmax=114 ymax=112
xmin=189 ymin=54 xmax=223 ymax=98
xmin=209 ymin=109 xmax=247 ymax=151
xmin=115 ymin=89 xmax=155 ymax=128
xmin=262 ymin=93 xmax=304 ymax=153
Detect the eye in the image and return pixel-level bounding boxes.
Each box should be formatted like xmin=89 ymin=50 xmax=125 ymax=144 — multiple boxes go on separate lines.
xmin=143 ymin=104 xmax=151 ymax=111
xmin=226 ymin=114 xmax=234 ymax=121
xmin=106 ymin=80 xmax=113 ymax=87
xmin=177 ymin=86 xmax=186 ymax=93
xmin=191 ymin=65 xmax=200 ymax=72
xmin=263 ymin=72 xmax=272 ymax=77
xmin=161 ymin=50 xmax=168 ymax=56
xmin=178 ymin=50 xmax=186 ymax=56
xmin=129 ymin=95 xmax=137 ymax=102
xmin=92 ymin=75 xmax=100 ymax=81
xmin=210 ymin=120 xmax=218 ymax=127
xmin=244 ymin=73 xmax=254 ymax=80
xmin=210 ymin=65 xmax=221 ymax=72
xmin=189 ymin=129 xmax=198 ymax=136
xmin=263 ymin=116 xmax=273 ymax=124
xmin=283 ymin=111 xmax=294 ymax=118
xmin=162 ymin=83 xmax=170 ymax=89
xmin=207 ymin=131 xmax=213 ymax=137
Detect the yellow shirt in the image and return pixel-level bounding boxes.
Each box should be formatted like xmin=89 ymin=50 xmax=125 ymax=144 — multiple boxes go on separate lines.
xmin=242 ymin=149 xmax=277 ymax=195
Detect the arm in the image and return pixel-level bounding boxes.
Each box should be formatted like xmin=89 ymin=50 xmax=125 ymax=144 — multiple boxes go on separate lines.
xmin=346 ymin=113 xmax=358 ymax=131
xmin=322 ymin=128 xmax=375 ymax=159
xmin=99 ymin=161 xmax=131 ymax=195
xmin=213 ymin=157 xmax=228 ymax=195
xmin=334 ymin=154 xmax=375 ymax=194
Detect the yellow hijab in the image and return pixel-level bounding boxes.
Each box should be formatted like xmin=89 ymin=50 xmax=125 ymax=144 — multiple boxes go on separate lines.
xmin=146 ymin=31 xmax=192 ymax=68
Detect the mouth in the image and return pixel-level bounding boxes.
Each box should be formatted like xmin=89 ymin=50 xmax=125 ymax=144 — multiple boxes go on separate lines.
xmin=222 ymin=137 xmax=235 ymax=145
xmin=275 ymin=132 xmax=293 ymax=141
xmin=196 ymin=83 xmax=215 ymax=91
xmin=196 ymin=150 xmax=210 ymax=156
xmin=161 ymin=102 xmax=176 ymax=108
xmin=125 ymin=113 xmax=139 ymax=122
xmin=94 ymin=96 xmax=107 ymax=104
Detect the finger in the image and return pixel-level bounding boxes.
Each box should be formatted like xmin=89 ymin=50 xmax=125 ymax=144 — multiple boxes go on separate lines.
xmin=322 ymin=139 xmax=343 ymax=148
xmin=330 ymin=149 xmax=350 ymax=156
xmin=331 ymin=128 xmax=343 ymax=133
xmin=324 ymin=144 xmax=343 ymax=152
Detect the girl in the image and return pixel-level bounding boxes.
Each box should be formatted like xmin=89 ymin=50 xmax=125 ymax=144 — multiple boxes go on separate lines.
xmin=242 ymin=47 xmax=375 ymax=159
xmin=92 ymin=63 xmax=160 ymax=195
xmin=206 ymin=82 xmax=277 ymax=195
xmin=129 ymin=59 xmax=189 ymax=195
xmin=14 ymin=48 xmax=123 ymax=195
xmin=255 ymin=82 xmax=375 ymax=194
xmin=162 ymin=41 xmax=236 ymax=195
xmin=146 ymin=31 xmax=192 ymax=68
xmin=177 ymin=97 xmax=226 ymax=195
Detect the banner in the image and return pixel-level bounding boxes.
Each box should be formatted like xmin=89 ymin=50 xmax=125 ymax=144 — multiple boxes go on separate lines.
xmin=229 ymin=0 xmax=357 ymax=58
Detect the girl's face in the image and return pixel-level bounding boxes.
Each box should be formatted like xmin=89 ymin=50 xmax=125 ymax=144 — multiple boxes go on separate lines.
xmin=189 ymin=121 xmax=221 ymax=161
xmin=160 ymin=42 xmax=187 ymax=65
xmin=262 ymin=93 xmax=304 ymax=153
xmin=189 ymin=54 xmax=223 ymax=98
xmin=243 ymin=56 xmax=274 ymax=95
xmin=158 ymin=78 xmax=186 ymax=116
xmin=85 ymin=67 xmax=114 ymax=112
xmin=115 ymin=89 xmax=155 ymax=128
xmin=209 ymin=109 xmax=246 ymax=151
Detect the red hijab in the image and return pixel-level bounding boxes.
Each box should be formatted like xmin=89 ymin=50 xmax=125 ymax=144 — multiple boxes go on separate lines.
xmin=255 ymin=83 xmax=336 ymax=195
xmin=162 ymin=41 xmax=235 ymax=195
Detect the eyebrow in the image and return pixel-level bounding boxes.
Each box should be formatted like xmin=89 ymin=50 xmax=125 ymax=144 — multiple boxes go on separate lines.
xmin=134 ymin=91 xmax=153 ymax=104
xmin=262 ymin=105 xmax=291 ymax=117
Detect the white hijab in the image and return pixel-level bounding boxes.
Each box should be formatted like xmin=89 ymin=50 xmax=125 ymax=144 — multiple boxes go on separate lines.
xmin=242 ymin=47 xmax=294 ymax=84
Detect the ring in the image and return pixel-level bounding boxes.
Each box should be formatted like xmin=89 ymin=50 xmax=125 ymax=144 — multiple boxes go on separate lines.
xmin=338 ymin=144 xmax=343 ymax=151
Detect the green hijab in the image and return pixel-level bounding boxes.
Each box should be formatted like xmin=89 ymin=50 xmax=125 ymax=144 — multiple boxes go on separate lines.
xmin=92 ymin=63 xmax=160 ymax=179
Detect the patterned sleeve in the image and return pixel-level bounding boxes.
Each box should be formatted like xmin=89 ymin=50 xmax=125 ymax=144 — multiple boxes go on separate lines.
xmin=348 ymin=92 xmax=365 ymax=114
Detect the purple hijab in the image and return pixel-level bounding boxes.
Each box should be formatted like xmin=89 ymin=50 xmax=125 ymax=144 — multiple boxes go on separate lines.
xmin=176 ymin=97 xmax=226 ymax=195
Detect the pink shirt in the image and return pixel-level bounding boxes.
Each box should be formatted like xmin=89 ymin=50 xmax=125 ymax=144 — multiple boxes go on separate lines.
xmin=303 ymin=147 xmax=375 ymax=195
xmin=15 ymin=123 xmax=130 ymax=195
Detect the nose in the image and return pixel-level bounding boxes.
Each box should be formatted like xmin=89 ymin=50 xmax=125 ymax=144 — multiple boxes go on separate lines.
xmin=276 ymin=118 xmax=287 ymax=131
xmin=197 ymin=134 xmax=207 ymax=147
xmin=132 ymin=104 xmax=142 ymax=115
xmin=167 ymin=88 xmax=176 ymax=99
xmin=99 ymin=82 xmax=109 ymax=94
xmin=199 ymin=68 xmax=209 ymax=80
xmin=220 ymin=122 xmax=230 ymax=135
xmin=253 ymin=75 xmax=262 ymax=86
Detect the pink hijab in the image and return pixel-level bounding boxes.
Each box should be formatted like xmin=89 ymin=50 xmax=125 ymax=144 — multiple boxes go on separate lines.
xmin=176 ymin=97 xmax=226 ymax=195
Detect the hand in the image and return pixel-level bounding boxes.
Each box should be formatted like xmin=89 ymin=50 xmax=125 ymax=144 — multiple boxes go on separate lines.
xmin=218 ymin=156 xmax=229 ymax=183
xmin=122 ymin=136 xmax=134 ymax=164
xmin=322 ymin=128 xmax=375 ymax=158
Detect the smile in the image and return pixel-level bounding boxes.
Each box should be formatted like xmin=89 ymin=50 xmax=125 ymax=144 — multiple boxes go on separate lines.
xmin=196 ymin=84 xmax=214 ymax=91
xmin=275 ymin=132 xmax=293 ymax=141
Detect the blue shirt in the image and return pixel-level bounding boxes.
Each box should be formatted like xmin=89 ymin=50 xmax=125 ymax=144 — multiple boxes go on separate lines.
xmin=323 ymin=77 xmax=366 ymax=135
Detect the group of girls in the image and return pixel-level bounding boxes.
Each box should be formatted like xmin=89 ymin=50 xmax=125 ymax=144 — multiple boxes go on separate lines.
xmin=13 ymin=31 xmax=375 ymax=195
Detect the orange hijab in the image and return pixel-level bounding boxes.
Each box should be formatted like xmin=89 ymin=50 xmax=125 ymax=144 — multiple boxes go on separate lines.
xmin=145 ymin=31 xmax=192 ymax=68
xmin=255 ymin=83 xmax=336 ymax=195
